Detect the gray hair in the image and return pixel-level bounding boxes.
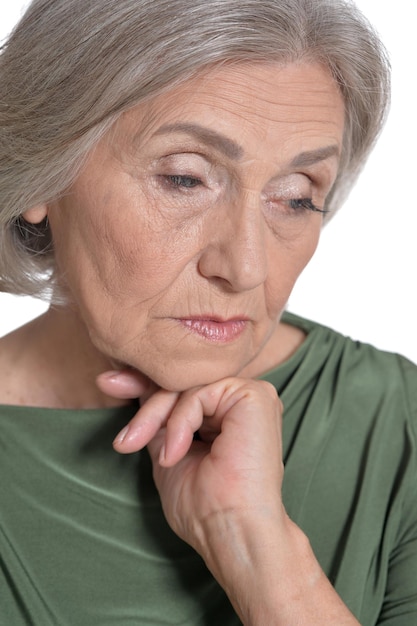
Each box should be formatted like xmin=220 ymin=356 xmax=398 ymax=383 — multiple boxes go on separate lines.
xmin=0 ymin=0 xmax=390 ymax=299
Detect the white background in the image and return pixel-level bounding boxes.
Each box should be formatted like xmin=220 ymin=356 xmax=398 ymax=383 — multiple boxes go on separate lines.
xmin=1 ymin=2 xmax=416 ymax=363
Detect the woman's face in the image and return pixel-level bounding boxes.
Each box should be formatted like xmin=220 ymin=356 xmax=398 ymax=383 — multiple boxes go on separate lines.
xmin=47 ymin=62 xmax=344 ymax=390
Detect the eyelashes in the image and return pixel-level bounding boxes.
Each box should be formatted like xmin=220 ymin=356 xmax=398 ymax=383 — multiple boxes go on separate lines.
xmin=160 ymin=175 xmax=328 ymax=216
xmin=289 ymin=198 xmax=329 ymax=215
xmin=165 ymin=174 xmax=203 ymax=189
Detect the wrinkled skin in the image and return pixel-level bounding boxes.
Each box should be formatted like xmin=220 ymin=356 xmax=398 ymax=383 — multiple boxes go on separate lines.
xmin=18 ymin=62 xmax=359 ymax=623
xmin=25 ymin=62 xmax=343 ymax=393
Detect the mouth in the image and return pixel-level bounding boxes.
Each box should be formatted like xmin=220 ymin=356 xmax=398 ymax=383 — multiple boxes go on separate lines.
xmin=176 ymin=316 xmax=249 ymax=343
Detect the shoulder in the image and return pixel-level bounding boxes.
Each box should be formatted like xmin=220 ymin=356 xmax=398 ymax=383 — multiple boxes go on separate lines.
xmin=284 ymin=310 xmax=417 ymax=382
xmin=281 ymin=311 xmax=417 ymax=429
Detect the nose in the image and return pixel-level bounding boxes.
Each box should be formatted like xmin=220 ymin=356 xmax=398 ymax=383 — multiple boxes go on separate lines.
xmin=197 ymin=193 xmax=268 ymax=292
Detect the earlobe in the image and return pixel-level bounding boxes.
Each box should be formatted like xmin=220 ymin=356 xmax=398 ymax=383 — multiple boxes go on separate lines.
xmin=22 ymin=204 xmax=48 ymax=224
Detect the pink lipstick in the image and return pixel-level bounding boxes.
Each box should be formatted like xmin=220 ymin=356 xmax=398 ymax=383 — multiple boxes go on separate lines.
xmin=179 ymin=318 xmax=247 ymax=342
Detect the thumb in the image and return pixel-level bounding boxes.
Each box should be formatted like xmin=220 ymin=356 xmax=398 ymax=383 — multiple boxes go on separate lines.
xmin=96 ymin=369 xmax=153 ymax=400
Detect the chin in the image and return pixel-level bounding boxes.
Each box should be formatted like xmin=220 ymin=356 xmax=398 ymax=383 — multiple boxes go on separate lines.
xmin=141 ymin=361 xmax=243 ymax=393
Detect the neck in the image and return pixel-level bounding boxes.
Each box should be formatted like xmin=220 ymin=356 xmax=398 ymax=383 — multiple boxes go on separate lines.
xmin=0 ymin=305 xmax=130 ymax=409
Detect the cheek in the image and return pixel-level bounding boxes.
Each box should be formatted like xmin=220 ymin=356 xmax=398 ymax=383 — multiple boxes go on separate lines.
xmin=51 ymin=207 xmax=202 ymax=355
xmin=292 ymin=224 xmax=322 ymax=271
xmin=51 ymin=192 xmax=168 ymax=298
xmin=266 ymin=222 xmax=321 ymax=305
xmin=287 ymin=224 xmax=322 ymax=284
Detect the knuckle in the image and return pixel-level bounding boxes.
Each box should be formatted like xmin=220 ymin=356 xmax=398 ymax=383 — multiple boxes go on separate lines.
xmin=258 ymin=379 xmax=279 ymax=400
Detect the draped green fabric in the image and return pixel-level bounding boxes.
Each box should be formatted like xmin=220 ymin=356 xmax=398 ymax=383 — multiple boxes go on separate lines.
xmin=1 ymin=313 xmax=417 ymax=625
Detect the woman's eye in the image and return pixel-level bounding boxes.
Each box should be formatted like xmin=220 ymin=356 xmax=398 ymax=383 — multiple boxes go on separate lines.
xmin=165 ymin=175 xmax=203 ymax=189
xmin=289 ymin=198 xmax=328 ymax=215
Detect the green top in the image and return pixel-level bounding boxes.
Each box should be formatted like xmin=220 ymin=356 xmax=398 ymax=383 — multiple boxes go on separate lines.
xmin=1 ymin=313 xmax=417 ymax=626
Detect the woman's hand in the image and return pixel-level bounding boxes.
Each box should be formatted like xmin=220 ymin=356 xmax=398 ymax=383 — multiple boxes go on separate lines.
xmin=97 ymin=370 xmax=360 ymax=625
xmin=98 ymin=370 xmax=285 ymax=544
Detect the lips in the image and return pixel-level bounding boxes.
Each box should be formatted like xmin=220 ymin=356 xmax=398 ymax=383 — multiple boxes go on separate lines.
xmin=178 ymin=317 xmax=248 ymax=342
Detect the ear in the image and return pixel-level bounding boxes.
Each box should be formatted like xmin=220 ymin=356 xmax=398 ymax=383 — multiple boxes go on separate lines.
xmin=21 ymin=204 xmax=48 ymax=224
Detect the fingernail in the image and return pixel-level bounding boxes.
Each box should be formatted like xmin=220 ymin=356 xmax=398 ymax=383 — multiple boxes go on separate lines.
xmin=102 ymin=371 xmax=123 ymax=381
xmin=113 ymin=425 xmax=129 ymax=445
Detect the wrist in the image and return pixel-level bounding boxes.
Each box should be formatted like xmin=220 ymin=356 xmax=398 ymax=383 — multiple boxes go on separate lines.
xmin=195 ymin=510 xmax=358 ymax=625
xmin=195 ymin=506 xmax=297 ymax=619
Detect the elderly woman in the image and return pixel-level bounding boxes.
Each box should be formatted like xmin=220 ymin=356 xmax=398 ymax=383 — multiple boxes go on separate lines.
xmin=0 ymin=0 xmax=415 ymax=624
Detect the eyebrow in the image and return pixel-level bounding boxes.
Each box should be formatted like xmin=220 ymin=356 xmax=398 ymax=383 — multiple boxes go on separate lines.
xmin=290 ymin=145 xmax=340 ymax=168
xmin=154 ymin=123 xmax=244 ymax=160
xmin=154 ymin=122 xmax=339 ymax=167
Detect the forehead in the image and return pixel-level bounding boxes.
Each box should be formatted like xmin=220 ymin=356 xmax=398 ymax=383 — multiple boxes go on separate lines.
xmin=117 ymin=61 xmax=345 ymax=156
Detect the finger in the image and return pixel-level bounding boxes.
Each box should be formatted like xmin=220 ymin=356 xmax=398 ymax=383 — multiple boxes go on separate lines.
xmin=194 ymin=378 xmax=283 ymax=456
xmin=112 ymin=388 xmax=179 ymax=453
xmin=159 ymin=391 xmax=205 ymax=466
xmin=96 ymin=369 xmax=152 ymax=399
xmin=160 ymin=379 xmax=281 ymax=466
xmin=146 ymin=428 xmax=167 ymax=470
xmin=196 ymin=378 xmax=281 ymax=422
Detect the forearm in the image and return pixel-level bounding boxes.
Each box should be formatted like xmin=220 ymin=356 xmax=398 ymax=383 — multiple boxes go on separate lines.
xmin=198 ymin=510 xmax=360 ymax=626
